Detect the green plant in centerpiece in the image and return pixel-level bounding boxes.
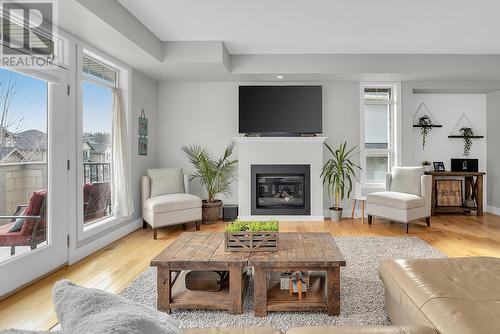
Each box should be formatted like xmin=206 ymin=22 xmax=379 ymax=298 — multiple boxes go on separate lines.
xmin=321 ymin=141 xmax=361 ymax=222
xmin=418 ymin=115 xmax=434 ymax=149
xmin=182 ymin=143 xmax=237 ymax=224
xmin=459 ymin=127 xmax=474 ymax=157
xmin=225 ymin=220 xmax=279 ymax=232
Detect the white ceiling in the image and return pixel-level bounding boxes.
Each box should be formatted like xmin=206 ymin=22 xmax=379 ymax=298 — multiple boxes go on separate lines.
xmin=118 ymin=0 xmax=500 ymax=54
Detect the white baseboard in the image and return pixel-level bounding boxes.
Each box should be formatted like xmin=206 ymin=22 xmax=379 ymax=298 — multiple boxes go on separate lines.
xmin=324 ymin=209 xmax=364 ymax=218
xmin=238 ymin=215 xmax=325 ymax=222
xmin=69 ymin=218 xmax=142 ymax=265
xmin=486 ymin=206 xmax=500 ymax=216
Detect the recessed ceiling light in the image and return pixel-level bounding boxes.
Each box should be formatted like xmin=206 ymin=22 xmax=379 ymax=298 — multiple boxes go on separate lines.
xmin=276 ymin=75 xmax=284 ymax=79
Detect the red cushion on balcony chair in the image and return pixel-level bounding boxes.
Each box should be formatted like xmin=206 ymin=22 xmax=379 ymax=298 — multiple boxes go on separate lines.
xmin=20 ymin=189 xmax=47 ymax=236
xmin=0 ymin=223 xmax=30 ymax=246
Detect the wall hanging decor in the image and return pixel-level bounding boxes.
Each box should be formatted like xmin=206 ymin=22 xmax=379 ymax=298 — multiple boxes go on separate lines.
xmin=412 ymin=102 xmax=442 ymax=150
xmin=138 ymin=109 xmax=148 ymax=155
xmin=447 ymin=113 xmax=484 ymax=157
xmin=436 ymin=180 xmax=463 ymax=207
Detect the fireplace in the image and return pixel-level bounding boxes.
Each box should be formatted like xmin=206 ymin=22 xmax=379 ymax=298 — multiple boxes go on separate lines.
xmin=251 ymin=164 xmax=310 ymax=215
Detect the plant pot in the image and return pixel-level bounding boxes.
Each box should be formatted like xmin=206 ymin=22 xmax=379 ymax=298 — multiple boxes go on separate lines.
xmin=329 ymin=207 xmax=343 ymax=222
xmin=202 ymin=200 xmax=223 ymax=224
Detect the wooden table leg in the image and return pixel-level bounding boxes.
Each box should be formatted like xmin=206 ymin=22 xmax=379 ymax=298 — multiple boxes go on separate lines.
xmin=229 ymin=265 xmax=243 ymax=314
xmin=476 ymin=175 xmax=483 ymax=216
xmin=326 ymin=266 xmax=340 ymax=316
xmin=351 ymin=199 xmax=356 ymax=219
xmin=253 ymin=267 xmax=267 ymax=317
xmin=431 ymin=175 xmax=436 ymax=215
xmin=157 ymin=266 xmax=171 ymax=314
xmin=361 ymin=201 xmax=365 ymax=224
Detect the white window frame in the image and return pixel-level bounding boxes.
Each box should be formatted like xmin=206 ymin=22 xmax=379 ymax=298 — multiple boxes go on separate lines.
xmin=359 ymin=82 xmax=402 ymax=188
xmin=74 ymin=44 xmax=131 ymax=242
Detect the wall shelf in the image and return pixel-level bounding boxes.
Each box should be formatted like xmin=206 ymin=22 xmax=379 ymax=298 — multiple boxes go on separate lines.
xmin=413 ymin=125 xmax=443 ymax=128
xmin=448 ymin=135 xmax=484 ymax=139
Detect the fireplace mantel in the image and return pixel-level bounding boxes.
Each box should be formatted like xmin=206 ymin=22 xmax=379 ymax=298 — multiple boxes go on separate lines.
xmin=235 ymin=136 xmax=326 ymax=221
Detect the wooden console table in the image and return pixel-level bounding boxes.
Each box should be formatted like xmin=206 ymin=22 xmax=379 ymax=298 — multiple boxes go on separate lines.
xmin=426 ymin=171 xmax=485 ymax=216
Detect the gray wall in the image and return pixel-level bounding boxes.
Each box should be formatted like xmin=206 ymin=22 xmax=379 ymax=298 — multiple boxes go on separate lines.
xmin=487 ymin=91 xmax=500 ymax=209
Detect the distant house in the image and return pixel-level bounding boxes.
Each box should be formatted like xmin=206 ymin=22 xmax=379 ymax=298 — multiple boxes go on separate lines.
xmin=83 ymin=140 xmax=111 ymax=163
xmin=0 ymin=128 xmax=47 ymax=163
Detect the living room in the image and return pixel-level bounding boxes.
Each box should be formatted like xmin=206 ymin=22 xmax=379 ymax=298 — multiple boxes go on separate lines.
xmin=0 ymin=1 xmax=499 ymax=333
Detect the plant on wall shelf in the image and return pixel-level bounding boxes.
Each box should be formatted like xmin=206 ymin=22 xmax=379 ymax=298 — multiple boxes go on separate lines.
xmin=459 ymin=127 xmax=474 ymax=157
xmin=321 ymin=141 xmax=361 ymax=222
xmin=417 ymin=115 xmax=434 ymax=149
xmin=182 ymin=143 xmax=237 ymax=224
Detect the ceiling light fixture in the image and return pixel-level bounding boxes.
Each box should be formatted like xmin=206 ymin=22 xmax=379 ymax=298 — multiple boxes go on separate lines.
xmin=276 ymin=75 xmax=284 ymax=79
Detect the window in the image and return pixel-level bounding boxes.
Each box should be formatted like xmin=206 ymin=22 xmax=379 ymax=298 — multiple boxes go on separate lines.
xmin=360 ymin=84 xmax=400 ymax=186
xmin=81 ymin=55 xmax=116 ymax=225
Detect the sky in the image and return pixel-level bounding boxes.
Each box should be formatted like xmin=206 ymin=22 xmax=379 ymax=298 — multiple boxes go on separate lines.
xmin=0 ymin=68 xmax=112 ymax=135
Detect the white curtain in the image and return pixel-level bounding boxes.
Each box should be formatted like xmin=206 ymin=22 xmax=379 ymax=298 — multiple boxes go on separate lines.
xmin=111 ymin=88 xmax=134 ymax=217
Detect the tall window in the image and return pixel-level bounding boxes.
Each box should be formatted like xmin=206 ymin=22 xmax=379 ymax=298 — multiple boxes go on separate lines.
xmin=360 ymin=84 xmax=400 ymax=186
xmin=82 ymin=55 xmax=116 ymax=225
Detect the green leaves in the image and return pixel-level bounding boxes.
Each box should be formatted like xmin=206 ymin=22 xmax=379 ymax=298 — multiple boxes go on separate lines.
xmin=225 ymin=219 xmax=279 ymax=232
xmin=459 ymin=127 xmax=474 ymax=157
xmin=321 ymin=141 xmax=361 ymax=209
xmin=181 ymin=143 xmax=237 ymax=202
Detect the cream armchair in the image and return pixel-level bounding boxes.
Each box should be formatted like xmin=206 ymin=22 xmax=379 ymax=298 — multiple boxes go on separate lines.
xmin=142 ymin=168 xmax=202 ymax=239
xmin=366 ymin=167 xmax=432 ymax=233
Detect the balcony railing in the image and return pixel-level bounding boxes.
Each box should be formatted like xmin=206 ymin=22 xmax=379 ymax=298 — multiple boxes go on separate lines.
xmin=83 ymin=162 xmax=111 ymax=184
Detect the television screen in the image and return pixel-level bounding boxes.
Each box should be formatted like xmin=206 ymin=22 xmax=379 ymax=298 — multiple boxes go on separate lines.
xmin=238 ymin=85 xmax=322 ymax=135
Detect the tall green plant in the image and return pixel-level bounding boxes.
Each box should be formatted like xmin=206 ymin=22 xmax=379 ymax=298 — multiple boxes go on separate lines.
xmin=321 ymin=142 xmax=361 ymax=209
xmin=182 ymin=143 xmax=237 ymax=203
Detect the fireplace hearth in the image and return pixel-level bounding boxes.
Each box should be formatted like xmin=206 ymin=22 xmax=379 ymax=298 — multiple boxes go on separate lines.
xmin=251 ymin=164 xmax=310 ymax=215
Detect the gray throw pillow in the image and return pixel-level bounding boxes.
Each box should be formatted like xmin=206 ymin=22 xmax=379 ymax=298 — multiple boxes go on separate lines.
xmin=147 ymin=168 xmax=185 ymax=197
xmin=52 ymin=280 xmax=182 ymax=334
xmin=8 ymin=218 xmax=25 ymax=233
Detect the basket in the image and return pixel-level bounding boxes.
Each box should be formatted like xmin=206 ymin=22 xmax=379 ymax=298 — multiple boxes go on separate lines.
xmin=224 ymin=231 xmax=279 ymax=252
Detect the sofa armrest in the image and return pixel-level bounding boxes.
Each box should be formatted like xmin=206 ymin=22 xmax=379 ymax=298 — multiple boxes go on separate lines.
xmin=141 ymin=176 xmax=151 ymax=205
xmin=183 ymin=174 xmax=191 ymax=194
xmin=385 ymin=173 xmax=392 ymax=191
xmin=421 ymin=175 xmax=432 ymax=216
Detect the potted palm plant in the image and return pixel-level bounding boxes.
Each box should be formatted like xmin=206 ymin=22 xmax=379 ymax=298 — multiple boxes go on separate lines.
xmin=321 ymin=141 xmax=361 ymax=222
xmin=182 ymin=143 xmax=237 ymax=224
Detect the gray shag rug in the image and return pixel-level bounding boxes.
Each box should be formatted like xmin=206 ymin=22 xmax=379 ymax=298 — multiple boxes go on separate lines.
xmin=121 ymin=237 xmax=445 ymax=331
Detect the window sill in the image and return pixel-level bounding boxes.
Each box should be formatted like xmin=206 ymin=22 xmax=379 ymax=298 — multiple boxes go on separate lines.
xmin=80 ymin=215 xmax=129 ymax=241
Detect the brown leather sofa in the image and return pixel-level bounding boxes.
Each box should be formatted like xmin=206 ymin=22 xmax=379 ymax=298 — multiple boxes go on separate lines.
xmin=185 ymin=326 xmax=437 ymax=334
xmin=380 ymin=257 xmax=500 ymax=334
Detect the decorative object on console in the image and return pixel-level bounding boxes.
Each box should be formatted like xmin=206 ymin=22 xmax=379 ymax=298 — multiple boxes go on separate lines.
xmin=422 ymin=161 xmax=431 ymax=172
xmin=321 ymin=142 xmax=361 ymax=222
xmin=412 ymin=102 xmax=442 ymax=150
xmin=225 ymin=220 xmax=279 ymax=252
xmin=182 ymin=143 xmax=237 ymax=224
xmin=433 ymin=161 xmax=445 ymax=172
xmin=448 ymin=113 xmax=484 ymax=157
xmin=451 ymin=158 xmax=479 ymax=172
xmin=138 ymin=109 xmax=148 ymax=155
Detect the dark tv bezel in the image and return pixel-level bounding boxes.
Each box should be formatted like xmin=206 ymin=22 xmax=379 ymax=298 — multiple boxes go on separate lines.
xmin=238 ymin=85 xmax=322 ymax=135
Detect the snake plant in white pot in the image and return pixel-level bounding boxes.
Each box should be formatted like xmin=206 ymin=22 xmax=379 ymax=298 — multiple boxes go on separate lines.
xmin=321 ymin=141 xmax=361 ymax=221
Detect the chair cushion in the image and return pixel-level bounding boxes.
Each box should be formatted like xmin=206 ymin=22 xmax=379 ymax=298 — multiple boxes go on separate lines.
xmin=144 ymin=193 xmax=201 ymax=214
xmin=148 ymin=168 xmax=185 ymax=197
xmin=390 ymin=167 xmax=424 ymax=196
xmin=367 ymin=191 xmax=425 ymax=210
xmin=52 ymin=280 xmax=182 ymax=334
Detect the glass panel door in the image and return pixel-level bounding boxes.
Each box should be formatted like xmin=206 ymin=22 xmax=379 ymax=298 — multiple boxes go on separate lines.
xmin=0 ymin=67 xmax=68 ymax=297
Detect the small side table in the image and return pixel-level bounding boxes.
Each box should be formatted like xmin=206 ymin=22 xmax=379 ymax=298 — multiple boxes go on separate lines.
xmin=351 ymin=196 xmax=366 ymax=223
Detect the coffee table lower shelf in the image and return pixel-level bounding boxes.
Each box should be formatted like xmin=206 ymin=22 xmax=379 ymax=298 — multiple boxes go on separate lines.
xmin=266 ymin=272 xmax=328 ymax=312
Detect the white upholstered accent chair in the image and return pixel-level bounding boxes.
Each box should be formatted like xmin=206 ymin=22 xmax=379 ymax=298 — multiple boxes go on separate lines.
xmin=142 ymin=168 xmax=202 ymax=239
xmin=366 ymin=167 xmax=432 ymax=233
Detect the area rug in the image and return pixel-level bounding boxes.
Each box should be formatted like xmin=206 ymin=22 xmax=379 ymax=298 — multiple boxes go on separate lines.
xmin=121 ymin=237 xmax=445 ymax=331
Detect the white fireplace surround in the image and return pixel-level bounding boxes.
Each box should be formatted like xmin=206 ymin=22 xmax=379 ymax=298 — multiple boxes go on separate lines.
xmin=235 ymin=136 xmax=326 ymax=221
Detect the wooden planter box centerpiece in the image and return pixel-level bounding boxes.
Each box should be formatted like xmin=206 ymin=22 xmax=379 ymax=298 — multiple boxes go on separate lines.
xmin=225 ymin=220 xmax=279 ymax=252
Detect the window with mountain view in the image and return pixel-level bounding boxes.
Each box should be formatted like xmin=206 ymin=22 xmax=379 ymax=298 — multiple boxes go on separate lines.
xmin=0 ymin=67 xmax=49 ymax=262
xmin=82 ymin=56 xmax=116 ymax=225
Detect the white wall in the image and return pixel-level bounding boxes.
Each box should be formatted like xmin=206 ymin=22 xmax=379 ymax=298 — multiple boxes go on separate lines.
xmin=486 ymin=91 xmax=500 ymax=212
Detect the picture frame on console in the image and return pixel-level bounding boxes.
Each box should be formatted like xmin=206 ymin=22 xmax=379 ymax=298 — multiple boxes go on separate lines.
xmin=433 ymin=161 xmax=446 ymax=172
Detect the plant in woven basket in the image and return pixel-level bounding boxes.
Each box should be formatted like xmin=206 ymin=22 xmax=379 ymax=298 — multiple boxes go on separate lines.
xmin=459 ymin=127 xmax=474 ymax=157
xmin=182 ymin=143 xmax=237 ymax=224
xmin=321 ymin=141 xmax=361 ymax=222
xmin=225 ymin=220 xmax=279 ymax=232
xmin=418 ymin=115 xmax=434 ymax=149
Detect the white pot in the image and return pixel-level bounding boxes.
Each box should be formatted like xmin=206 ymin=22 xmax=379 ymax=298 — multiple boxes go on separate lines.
xmin=330 ymin=208 xmax=343 ymax=222
xmin=423 ymin=165 xmax=431 ymax=172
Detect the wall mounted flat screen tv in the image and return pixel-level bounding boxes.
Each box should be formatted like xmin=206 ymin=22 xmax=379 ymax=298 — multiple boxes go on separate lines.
xmin=239 ymin=85 xmax=322 ymax=135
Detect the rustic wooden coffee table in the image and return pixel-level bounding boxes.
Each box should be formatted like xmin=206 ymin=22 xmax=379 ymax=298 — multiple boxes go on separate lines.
xmin=151 ymin=232 xmax=345 ymax=317
xmin=249 ymin=232 xmax=346 ymax=317
xmin=151 ymin=232 xmax=249 ymax=314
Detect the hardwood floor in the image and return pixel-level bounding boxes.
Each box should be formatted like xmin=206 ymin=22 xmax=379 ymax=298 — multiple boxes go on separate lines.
xmin=1 ymin=214 xmax=500 ymax=330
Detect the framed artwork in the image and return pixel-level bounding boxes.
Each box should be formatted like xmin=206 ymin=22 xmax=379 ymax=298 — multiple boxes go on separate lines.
xmin=138 ymin=137 xmax=148 ymax=156
xmin=139 ymin=109 xmax=148 ymax=136
xmin=436 ymin=180 xmax=462 ymax=207
xmin=433 ymin=161 xmax=445 ymax=172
